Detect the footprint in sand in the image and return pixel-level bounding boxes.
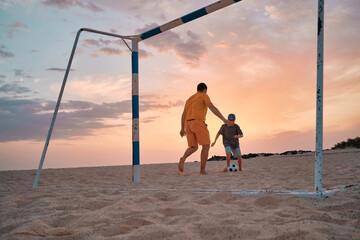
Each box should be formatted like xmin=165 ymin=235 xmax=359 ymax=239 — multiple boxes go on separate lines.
xmin=254 ymin=196 xmax=282 ymax=209
xmin=158 ymin=207 xmax=199 ymax=217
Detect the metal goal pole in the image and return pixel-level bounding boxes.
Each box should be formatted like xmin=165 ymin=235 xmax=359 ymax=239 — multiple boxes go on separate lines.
xmin=33 ymin=28 xmax=133 ymax=188
xmin=131 ymin=39 xmax=140 ymax=183
xmin=33 ymin=29 xmax=82 ymax=189
xmin=315 ymin=0 xmax=324 ymax=193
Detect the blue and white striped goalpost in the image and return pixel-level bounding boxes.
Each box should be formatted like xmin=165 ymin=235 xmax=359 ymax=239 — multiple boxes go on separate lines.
xmin=139 ymin=0 xmax=242 ymax=40
xmin=131 ymin=39 xmax=140 ymax=183
xmin=34 ymin=0 xmax=332 ymax=199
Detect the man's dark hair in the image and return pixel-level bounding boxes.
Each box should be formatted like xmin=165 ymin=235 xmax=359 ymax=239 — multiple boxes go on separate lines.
xmin=197 ymin=83 xmax=207 ymax=92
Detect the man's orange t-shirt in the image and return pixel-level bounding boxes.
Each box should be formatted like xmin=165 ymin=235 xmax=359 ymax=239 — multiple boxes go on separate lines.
xmin=184 ymin=92 xmax=211 ymax=122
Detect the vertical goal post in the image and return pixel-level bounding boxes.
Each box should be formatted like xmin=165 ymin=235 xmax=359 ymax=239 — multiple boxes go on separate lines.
xmin=315 ymin=0 xmax=324 ymax=194
xmin=33 ymin=0 xmax=332 ymax=199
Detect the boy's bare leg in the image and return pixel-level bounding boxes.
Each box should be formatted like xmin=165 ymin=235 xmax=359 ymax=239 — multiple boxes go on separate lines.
xmin=200 ymin=145 xmax=210 ymax=174
xmin=238 ymin=156 xmax=242 ymax=171
xmin=178 ymin=146 xmax=198 ymax=174
xmin=223 ymin=153 xmax=231 ymax=172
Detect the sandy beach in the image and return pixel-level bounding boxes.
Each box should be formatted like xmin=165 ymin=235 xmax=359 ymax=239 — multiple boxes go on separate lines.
xmin=1 ymin=148 xmax=359 ymax=239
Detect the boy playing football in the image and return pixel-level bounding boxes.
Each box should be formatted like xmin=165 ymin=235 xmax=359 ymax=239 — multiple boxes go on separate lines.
xmin=211 ymin=113 xmax=243 ymax=172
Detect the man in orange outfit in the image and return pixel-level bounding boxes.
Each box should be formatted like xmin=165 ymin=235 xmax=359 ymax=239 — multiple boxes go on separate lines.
xmin=179 ymin=83 xmax=233 ymax=175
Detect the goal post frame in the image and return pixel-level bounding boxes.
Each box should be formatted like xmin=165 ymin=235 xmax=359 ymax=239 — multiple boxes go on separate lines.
xmin=33 ymin=0 xmax=330 ymax=199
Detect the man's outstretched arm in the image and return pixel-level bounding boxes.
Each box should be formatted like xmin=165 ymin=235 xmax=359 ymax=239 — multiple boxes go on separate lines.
xmin=207 ymin=102 xmax=233 ymax=126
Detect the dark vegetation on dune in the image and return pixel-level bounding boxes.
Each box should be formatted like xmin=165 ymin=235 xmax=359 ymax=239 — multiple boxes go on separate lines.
xmin=208 ymin=137 xmax=360 ymax=161
xmin=331 ymin=137 xmax=360 ymax=150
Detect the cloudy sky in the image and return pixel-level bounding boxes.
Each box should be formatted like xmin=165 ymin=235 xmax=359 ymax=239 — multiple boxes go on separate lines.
xmin=1 ymin=0 xmax=359 ymax=171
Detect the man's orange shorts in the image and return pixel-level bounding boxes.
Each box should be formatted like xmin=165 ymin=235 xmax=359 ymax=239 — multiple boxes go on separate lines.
xmin=185 ymin=120 xmax=210 ymax=147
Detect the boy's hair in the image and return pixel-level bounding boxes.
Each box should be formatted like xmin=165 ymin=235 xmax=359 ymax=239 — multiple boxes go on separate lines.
xmin=197 ymin=83 xmax=207 ymax=92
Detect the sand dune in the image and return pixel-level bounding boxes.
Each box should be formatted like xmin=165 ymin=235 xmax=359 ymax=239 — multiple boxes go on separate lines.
xmin=1 ymin=149 xmax=359 ymax=239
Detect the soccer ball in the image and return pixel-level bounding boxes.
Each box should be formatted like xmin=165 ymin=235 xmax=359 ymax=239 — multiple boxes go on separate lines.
xmin=227 ymin=164 xmax=238 ymax=172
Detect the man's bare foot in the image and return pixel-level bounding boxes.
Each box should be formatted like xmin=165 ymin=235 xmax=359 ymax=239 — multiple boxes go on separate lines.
xmin=178 ymin=157 xmax=185 ymax=175
xmin=223 ymin=167 xmax=228 ymax=172
xmin=200 ymin=169 xmax=208 ymax=174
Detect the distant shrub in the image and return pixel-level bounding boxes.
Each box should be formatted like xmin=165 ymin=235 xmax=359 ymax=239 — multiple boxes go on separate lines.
xmin=242 ymin=153 xmax=259 ymax=159
xmin=263 ymin=153 xmax=275 ymax=157
xmin=332 ymin=137 xmax=360 ymax=149
xmin=279 ymin=150 xmax=311 ymax=155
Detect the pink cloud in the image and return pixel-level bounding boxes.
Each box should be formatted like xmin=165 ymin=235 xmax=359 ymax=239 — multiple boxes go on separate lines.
xmin=9 ymin=22 xmax=27 ymax=28
xmin=42 ymin=0 xmax=104 ymax=13
xmin=214 ymin=40 xmax=230 ymax=49
xmin=7 ymin=21 xmax=28 ymax=38
xmin=91 ymin=47 xmax=122 ymax=57
xmin=238 ymin=44 xmax=268 ymax=50
xmin=207 ymin=31 xmax=215 ymax=37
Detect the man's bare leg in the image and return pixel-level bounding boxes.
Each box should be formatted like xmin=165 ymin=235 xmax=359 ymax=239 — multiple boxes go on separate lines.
xmin=200 ymin=144 xmax=210 ymax=174
xmin=238 ymin=156 xmax=242 ymax=171
xmin=223 ymin=152 xmax=231 ymax=172
xmin=178 ymin=146 xmax=198 ymax=174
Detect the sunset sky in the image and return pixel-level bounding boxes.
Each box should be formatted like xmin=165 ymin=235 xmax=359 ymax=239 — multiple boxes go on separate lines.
xmin=1 ymin=0 xmax=359 ymax=171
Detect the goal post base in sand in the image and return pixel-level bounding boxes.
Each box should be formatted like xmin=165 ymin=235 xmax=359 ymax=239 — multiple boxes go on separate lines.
xmin=231 ymin=188 xmax=339 ymax=200
xmin=36 ymin=185 xmax=356 ymax=200
xmin=194 ymin=185 xmax=349 ymax=200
